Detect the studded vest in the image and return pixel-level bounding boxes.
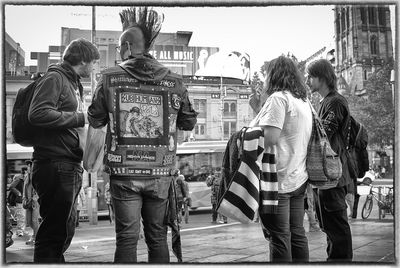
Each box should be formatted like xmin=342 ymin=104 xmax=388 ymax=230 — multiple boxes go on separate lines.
xmin=99 ymin=66 xmax=187 ymax=177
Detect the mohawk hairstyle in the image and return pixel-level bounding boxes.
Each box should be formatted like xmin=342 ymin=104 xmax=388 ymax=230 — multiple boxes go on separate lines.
xmin=119 ymin=7 xmax=164 ymax=51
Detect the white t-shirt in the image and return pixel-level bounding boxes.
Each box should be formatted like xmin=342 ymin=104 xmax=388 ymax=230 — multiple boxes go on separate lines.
xmin=250 ymin=91 xmax=312 ymax=193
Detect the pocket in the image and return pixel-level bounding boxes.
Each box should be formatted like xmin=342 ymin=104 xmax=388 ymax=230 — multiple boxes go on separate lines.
xmin=154 ymin=178 xmax=172 ymax=199
xmin=321 ymin=187 xmax=347 ymax=212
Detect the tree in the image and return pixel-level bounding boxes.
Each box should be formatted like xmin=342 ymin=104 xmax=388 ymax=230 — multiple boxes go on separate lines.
xmin=250 ymin=71 xmax=263 ymax=94
xmin=345 ymin=63 xmax=394 ymax=149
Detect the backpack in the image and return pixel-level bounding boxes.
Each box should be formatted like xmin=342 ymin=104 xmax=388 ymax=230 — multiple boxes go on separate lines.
xmin=345 ymin=116 xmax=369 ymax=178
xmin=12 ymin=74 xmax=45 ymax=146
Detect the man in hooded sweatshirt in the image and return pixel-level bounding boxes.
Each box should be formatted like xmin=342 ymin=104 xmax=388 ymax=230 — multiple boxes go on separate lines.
xmin=86 ymin=7 xmax=197 ymax=263
xmin=28 ymin=38 xmax=99 ymax=263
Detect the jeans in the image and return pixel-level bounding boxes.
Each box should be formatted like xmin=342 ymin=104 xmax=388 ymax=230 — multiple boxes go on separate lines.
xmin=32 ymin=160 xmax=82 ymax=263
xmin=110 ymin=176 xmax=172 ymax=263
xmin=314 ymin=186 xmax=353 ymax=261
xmin=260 ymin=182 xmax=309 ymax=262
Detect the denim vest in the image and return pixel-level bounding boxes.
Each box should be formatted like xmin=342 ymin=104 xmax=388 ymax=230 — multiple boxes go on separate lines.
xmin=101 ymin=67 xmax=185 ymax=177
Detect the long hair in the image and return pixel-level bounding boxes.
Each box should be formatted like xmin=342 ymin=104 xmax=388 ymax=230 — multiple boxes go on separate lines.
xmin=119 ymin=7 xmax=164 ymax=52
xmin=306 ymin=59 xmax=337 ymax=92
xmin=264 ymin=55 xmax=307 ymax=101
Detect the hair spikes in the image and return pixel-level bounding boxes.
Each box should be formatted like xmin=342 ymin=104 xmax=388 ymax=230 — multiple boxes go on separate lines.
xmin=119 ymin=7 xmax=164 ymax=51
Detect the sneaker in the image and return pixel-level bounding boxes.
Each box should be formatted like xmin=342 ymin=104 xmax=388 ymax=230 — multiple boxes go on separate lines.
xmin=211 ymin=221 xmax=217 ymax=224
xmin=218 ymin=220 xmax=224 ymax=224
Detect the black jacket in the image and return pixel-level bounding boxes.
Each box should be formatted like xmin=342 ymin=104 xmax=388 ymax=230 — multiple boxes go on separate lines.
xmin=28 ymin=62 xmax=86 ymax=162
xmin=318 ymin=91 xmax=351 ymax=187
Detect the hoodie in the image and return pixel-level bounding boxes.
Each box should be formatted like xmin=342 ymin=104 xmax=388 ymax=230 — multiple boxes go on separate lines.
xmin=28 ymin=62 xmax=86 ymax=162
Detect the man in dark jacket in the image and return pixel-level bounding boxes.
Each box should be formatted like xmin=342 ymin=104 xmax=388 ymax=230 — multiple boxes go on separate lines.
xmin=306 ymin=59 xmax=352 ymax=261
xmin=28 ymin=38 xmax=99 ymax=263
xmin=86 ymin=7 xmax=197 ymax=263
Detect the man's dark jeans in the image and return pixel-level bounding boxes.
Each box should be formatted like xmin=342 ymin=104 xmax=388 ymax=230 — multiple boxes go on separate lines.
xmin=314 ymin=186 xmax=353 ymax=262
xmin=32 ymin=160 xmax=82 ymax=263
xmin=110 ymin=176 xmax=172 ymax=263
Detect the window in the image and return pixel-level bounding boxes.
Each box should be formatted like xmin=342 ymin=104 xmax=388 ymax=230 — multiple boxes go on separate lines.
xmin=346 ymin=8 xmax=350 ymax=30
xmin=368 ymin=7 xmax=376 ymax=25
xmin=223 ymin=101 xmax=237 ymax=117
xmin=342 ymin=41 xmax=347 ymax=62
xmin=194 ymin=124 xmax=206 ymax=136
xmin=378 ymin=7 xmax=386 ymax=26
xmin=370 ymin=36 xmax=378 ymax=55
xmin=360 ymin=7 xmax=366 ymax=24
xmin=223 ymin=122 xmax=236 ymax=139
xmin=364 ymin=70 xmax=368 ymax=80
xmin=341 ymin=9 xmax=346 ymax=31
xmin=336 ymin=19 xmax=340 ymax=36
xmin=230 ymin=103 xmax=236 ymax=113
xmin=193 ymin=99 xmax=206 ymax=118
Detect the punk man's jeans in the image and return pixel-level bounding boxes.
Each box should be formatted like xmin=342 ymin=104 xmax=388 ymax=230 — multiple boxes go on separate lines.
xmin=110 ymin=176 xmax=172 ymax=263
xmin=32 ymin=160 xmax=82 ymax=263
xmin=260 ymin=182 xmax=309 ymax=262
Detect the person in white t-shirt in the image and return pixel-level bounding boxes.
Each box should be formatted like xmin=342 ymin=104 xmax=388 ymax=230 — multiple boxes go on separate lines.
xmin=249 ymin=55 xmax=312 ymax=262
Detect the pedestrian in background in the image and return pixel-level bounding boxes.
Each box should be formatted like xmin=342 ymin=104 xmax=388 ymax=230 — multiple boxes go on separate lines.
xmin=249 ymin=55 xmax=311 ymax=262
xmin=173 ymin=170 xmax=189 ymax=224
xmin=206 ymin=170 xmax=227 ymax=224
xmin=8 ymin=168 xmax=28 ymax=237
xmin=86 ymin=7 xmax=197 ymax=263
xmin=304 ymin=184 xmax=320 ymax=232
xmin=28 ymin=38 xmax=99 ymax=263
xmin=105 ymin=182 xmax=114 ymax=224
xmin=23 ymin=160 xmax=40 ymax=246
xmin=76 ymin=187 xmax=87 ymax=228
xmin=306 ymin=59 xmax=353 ymax=261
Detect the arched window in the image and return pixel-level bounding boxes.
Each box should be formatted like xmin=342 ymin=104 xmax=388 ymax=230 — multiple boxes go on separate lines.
xmin=368 ymin=7 xmax=376 ymax=25
xmin=342 ymin=41 xmax=347 ymax=62
xmin=224 ymin=103 xmax=229 ymax=112
xmin=370 ymin=36 xmax=378 ymax=55
xmin=230 ymin=103 xmax=236 ymax=113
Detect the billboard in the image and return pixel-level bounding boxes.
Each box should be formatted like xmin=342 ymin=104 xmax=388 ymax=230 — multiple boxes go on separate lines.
xmin=148 ymin=45 xmax=250 ymax=83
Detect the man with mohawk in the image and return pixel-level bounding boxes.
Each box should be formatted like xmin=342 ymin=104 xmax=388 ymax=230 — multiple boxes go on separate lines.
xmin=86 ymin=7 xmax=197 ymax=263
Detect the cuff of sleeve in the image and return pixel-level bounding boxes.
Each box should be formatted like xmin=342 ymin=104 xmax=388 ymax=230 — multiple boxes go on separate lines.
xmin=77 ymin=112 xmax=85 ymax=127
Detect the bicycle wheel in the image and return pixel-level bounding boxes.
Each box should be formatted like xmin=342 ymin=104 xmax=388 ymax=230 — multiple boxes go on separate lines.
xmin=362 ymin=196 xmax=373 ymax=219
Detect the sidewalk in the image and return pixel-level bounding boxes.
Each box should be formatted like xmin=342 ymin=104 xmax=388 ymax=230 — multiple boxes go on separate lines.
xmin=5 ymin=215 xmax=395 ymax=264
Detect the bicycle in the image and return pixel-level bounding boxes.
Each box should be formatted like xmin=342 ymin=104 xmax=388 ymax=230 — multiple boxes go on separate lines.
xmin=361 ymin=185 xmax=394 ymax=219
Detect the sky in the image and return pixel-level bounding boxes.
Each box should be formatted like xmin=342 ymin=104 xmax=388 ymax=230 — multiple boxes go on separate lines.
xmin=4 ymin=4 xmax=397 ymax=76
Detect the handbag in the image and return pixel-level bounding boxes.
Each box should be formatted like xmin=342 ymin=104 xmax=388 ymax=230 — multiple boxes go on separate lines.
xmin=83 ymin=125 xmax=107 ymax=173
xmin=306 ymin=101 xmax=342 ymax=190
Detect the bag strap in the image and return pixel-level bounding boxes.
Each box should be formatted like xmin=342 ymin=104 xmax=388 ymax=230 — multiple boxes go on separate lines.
xmin=306 ymin=100 xmax=329 ymax=140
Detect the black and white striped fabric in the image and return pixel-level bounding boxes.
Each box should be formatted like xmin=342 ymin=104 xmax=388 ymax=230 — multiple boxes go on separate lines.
xmin=217 ymin=127 xmax=278 ymax=224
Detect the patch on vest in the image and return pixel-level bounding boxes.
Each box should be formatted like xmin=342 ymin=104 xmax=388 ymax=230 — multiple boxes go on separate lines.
xmin=126 ymin=150 xmax=157 ymax=162
xmin=127 ymin=168 xmax=152 ymax=175
xmin=171 ymin=93 xmax=181 ymax=110
xmin=107 ymin=153 xmax=122 ymax=163
xmin=109 ymin=74 xmax=139 ymax=87
xmin=162 ymin=154 xmax=175 ymax=166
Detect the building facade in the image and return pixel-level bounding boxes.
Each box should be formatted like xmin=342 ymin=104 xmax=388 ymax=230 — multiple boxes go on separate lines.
xmin=5 ymin=29 xmax=253 ymax=143
xmin=334 ymin=5 xmax=394 ymax=95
